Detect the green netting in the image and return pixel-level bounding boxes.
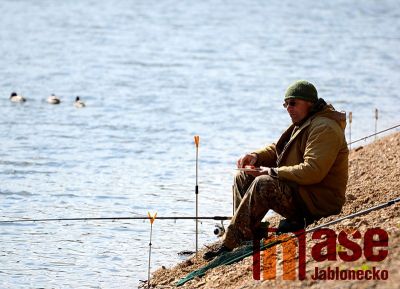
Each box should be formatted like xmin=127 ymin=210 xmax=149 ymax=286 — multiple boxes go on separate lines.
xmin=176 ymin=239 xmax=282 ymax=286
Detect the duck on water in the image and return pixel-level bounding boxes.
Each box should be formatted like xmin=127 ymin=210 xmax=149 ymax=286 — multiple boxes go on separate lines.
xmin=74 ymin=96 xmax=85 ymax=108
xmin=9 ymin=92 xmax=26 ymax=102
xmin=47 ymin=94 xmax=61 ymax=104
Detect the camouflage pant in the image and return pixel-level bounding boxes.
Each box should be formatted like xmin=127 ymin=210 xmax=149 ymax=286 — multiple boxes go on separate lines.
xmin=223 ymin=171 xmax=299 ymax=249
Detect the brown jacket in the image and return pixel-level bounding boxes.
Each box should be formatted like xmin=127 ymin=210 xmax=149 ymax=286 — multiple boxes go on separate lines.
xmin=253 ymin=104 xmax=349 ymax=217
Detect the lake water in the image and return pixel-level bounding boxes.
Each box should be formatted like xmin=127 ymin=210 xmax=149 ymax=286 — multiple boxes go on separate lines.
xmin=1 ymin=0 xmax=399 ymax=287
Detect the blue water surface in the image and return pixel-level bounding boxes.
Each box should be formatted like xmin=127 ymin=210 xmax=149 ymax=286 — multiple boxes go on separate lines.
xmin=1 ymin=0 xmax=399 ymax=287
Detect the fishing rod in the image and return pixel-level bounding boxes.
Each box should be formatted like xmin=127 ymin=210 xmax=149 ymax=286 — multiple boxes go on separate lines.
xmin=0 ymin=215 xmax=232 ymax=224
xmin=147 ymin=212 xmax=157 ymax=289
xmin=263 ymin=196 xmax=400 ymax=249
xmin=305 ymin=196 xmax=400 ymax=233
xmin=5 ymin=196 xmax=397 ymax=225
xmin=348 ymin=123 xmax=400 ymax=146
xmin=194 ymin=135 xmax=200 ymax=254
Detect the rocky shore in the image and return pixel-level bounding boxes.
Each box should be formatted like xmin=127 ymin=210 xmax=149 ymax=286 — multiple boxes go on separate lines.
xmin=146 ymin=132 xmax=400 ymax=289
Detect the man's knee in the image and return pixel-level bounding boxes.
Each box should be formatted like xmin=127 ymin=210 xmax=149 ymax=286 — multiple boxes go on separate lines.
xmin=251 ymin=175 xmax=282 ymax=199
xmin=254 ymin=174 xmax=278 ymax=187
xmin=234 ymin=171 xmax=253 ymax=185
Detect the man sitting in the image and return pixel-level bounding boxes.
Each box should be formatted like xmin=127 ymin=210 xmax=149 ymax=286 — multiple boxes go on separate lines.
xmin=204 ymin=80 xmax=349 ymax=260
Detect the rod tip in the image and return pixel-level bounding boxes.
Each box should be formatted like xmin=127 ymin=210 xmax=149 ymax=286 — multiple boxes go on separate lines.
xmin=194 ymin=135 xmax=200 ymax=147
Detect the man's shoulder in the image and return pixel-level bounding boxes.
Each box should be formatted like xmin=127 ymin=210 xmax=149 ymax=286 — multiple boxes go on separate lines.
xmin=310 ymin=114 xmax=343 ymax=132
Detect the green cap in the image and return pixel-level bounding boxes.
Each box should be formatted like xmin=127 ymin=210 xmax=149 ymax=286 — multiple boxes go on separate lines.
xmin=284 ymin=80 xmax=318 ymax=103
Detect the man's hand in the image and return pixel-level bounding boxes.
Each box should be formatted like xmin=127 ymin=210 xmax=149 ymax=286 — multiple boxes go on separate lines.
xmin=245 ymin=166 xmax=272 ymax=177
xmin=237 ymin=153 xmax=257 ymax=168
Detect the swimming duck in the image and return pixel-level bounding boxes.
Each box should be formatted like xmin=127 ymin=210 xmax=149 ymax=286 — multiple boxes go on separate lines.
xmin=9 ymin=92 xmax=26 ymax=102
xmin=47 ymin=94 xmax=61 ymax=104
xmin=74 ymin=96 xmax=86 ymax=108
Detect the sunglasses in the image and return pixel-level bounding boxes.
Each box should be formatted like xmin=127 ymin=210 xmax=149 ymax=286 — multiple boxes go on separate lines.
xmin=283 ymin=100 xmax=297 ymax=108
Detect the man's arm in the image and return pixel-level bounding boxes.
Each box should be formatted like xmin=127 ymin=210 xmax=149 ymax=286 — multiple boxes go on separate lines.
xmin=252 ymin=144 xmax=278 ymax=167
xmin=276 ymin=121 xmax=344 ymax=185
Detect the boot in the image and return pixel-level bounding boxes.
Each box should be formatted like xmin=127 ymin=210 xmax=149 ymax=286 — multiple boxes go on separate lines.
xmin=277 ymin=218 xmax=306 ymax=234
